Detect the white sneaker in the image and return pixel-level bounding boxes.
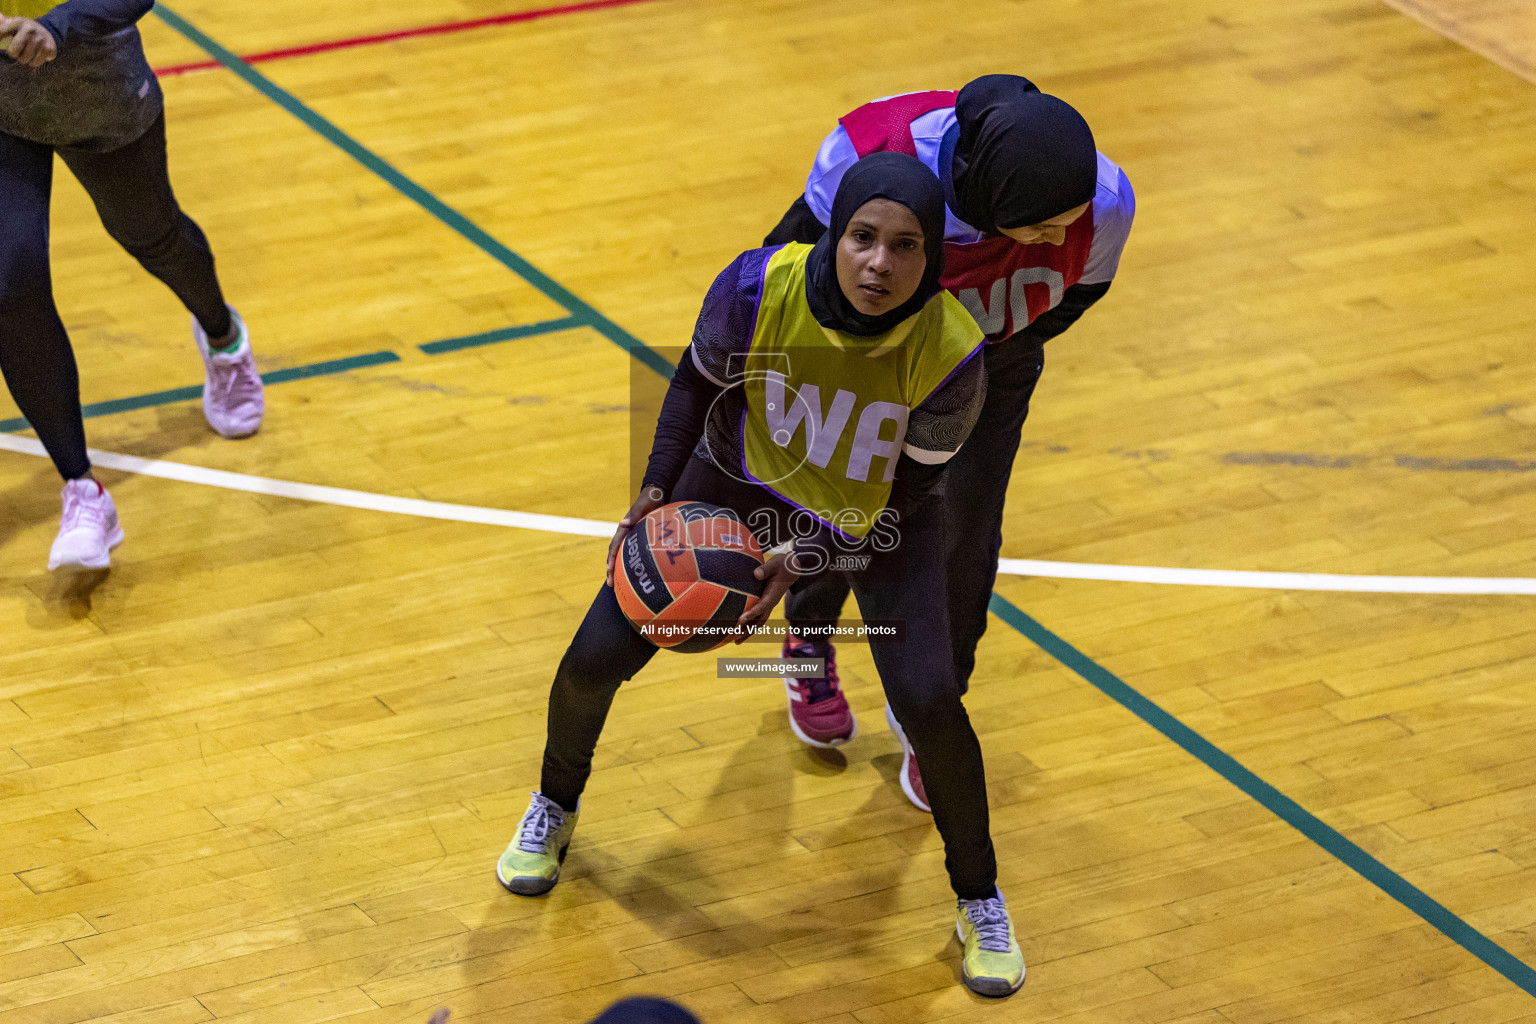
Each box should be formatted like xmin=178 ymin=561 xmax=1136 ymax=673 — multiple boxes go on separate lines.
xmin=48 ymin=478 xmax=124 ymax=571
xmin=195 ymin=308 xmax=264 ymax=439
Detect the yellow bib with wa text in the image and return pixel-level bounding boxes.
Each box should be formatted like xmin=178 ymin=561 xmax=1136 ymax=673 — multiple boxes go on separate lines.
xmin=741 ymin=243 xmax=983 ymax=538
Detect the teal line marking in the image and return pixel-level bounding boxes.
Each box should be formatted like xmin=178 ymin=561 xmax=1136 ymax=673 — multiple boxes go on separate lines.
xmin=0 ymin=350 xmax=400 ymax=434
xmin=78 ymin=384 xmax=202 ymax=422
xmin=261 ymin=349 xmax=401 ymax=383
xmin=0 ymin=310 xmax=591 ymax=436
xmin=152 ymin=4 xmax=674 ymax=381
xmin=420 ymin=315 xmax=584 ymax=355
xmin=988 ymin=591 xmax=1536 ymax=998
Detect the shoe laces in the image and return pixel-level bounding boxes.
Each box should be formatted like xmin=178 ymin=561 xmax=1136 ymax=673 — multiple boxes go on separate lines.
xmin=59 ymin=481 xmax=108 ymax=533
xmin=206 ymin=333 xmax=259 ymax=405
xmin=787 ymin=640 xmax=839 ymax=704
xmin=960 ymin=893 xmax=1013 ymax=953
xmin=516 ymin=793 xmax=565 ymax=854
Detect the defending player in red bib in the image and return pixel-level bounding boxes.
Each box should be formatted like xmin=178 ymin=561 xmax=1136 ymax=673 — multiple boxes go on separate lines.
xmin=767 ymin=76 xmax=1137 ymax=801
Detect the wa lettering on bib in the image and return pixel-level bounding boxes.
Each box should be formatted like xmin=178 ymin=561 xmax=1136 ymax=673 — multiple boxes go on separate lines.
xmin=739 ymin=244 xmax=983 ymax=539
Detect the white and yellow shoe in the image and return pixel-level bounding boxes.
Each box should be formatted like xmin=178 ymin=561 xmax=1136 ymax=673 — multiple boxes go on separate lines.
xmin=956 ymin=889 xmax=1025 ymax=997
xmin=495 ymin=792 xmax=579 ymax=896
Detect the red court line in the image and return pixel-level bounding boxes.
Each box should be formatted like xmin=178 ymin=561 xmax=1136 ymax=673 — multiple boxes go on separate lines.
xmin=154 ymin=0 xmax=666 ymax=76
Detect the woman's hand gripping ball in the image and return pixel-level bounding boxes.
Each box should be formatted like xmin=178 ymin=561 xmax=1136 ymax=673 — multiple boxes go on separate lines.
xmin=607 ymin=485 xmax=668 ymax=587
xmin=734 ymin=550 xmax=800 ymax=642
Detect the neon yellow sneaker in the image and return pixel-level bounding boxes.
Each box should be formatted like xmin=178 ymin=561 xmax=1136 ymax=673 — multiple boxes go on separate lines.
xmin=495 ymin=793 xmax=579 ymax=895
xmin=956 ymin=889 xmax=1025 ymax=997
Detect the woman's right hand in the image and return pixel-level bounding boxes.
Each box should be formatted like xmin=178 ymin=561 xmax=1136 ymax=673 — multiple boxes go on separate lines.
xmin=606 ymin=485 xmax=668 ymax=586
xmin=0 ymin=18 xmax=58 ymax=68
xmin=733 ymin=552 xmax=801 ymax=641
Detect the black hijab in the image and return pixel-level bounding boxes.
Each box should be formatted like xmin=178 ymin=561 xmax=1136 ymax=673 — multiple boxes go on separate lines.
xmin=951 ymin=74 xmax=1098 ymax=234
xmin=804 ymin=152 xmax=947 ymax=338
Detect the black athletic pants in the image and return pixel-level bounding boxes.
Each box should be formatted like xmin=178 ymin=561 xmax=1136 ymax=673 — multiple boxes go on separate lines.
xmin=540 ymin=458 xmax=998 ymax=901
xmin=786 ymin=336 xmax=1047 ymax=692
xmin=0 ymin=112 xmax=230 ymax=480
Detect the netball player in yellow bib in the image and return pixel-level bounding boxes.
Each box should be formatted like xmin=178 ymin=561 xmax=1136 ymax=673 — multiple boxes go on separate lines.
xmin=497 ymin=153 xmax=1027 ymax=997
xmin=1 ymin=0 xmax=263 ymax=571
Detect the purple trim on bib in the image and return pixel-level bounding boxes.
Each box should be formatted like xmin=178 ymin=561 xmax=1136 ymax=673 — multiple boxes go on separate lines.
xmin=916 ymin=336 xmax=986 ymax=408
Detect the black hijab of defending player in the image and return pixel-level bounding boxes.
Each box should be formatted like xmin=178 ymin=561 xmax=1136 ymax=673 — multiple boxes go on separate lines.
xmin=803 ymin=152 xmax=949 ymax=338
xmin=951 ymin=73 xmax=1098 ymax=234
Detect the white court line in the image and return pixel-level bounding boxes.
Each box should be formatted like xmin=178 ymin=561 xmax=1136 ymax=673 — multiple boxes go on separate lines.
xmin=0 ymin=433 xmax=612 ymax=538
xmin=4 ymin=432 xmax=1535 ymax=594
xmin=995 ymin=558 xmax=1536 ymax=595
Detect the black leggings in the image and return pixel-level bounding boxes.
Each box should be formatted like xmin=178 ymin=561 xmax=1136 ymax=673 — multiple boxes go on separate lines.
xmin=787 ymin=338 xmax=1047 ymax=692
xmin=0 ymin=113 xmax=230 ymax=480
xmin=540 ymin=458 xmax=997 ymax=900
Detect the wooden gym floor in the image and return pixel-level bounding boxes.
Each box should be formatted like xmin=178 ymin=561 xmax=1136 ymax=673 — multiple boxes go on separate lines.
xmin=3 ymin=0 xmax=1536 ymax=1020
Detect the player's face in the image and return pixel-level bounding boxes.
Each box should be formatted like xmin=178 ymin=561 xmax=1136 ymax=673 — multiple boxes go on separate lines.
xmin=836 ymin=199 xmax=927 ymax=317
xmin=999 ymin=201 xmax=1091 ymax=246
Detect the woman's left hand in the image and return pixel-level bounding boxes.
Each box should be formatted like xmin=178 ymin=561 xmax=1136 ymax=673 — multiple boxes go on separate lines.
xmin=607 ymin=485 xmax=668 ymax=587
xmin=0 ymin=18 xmax=58 ymax=67
xmin=734 ymin=553 xmax=799 ymax=641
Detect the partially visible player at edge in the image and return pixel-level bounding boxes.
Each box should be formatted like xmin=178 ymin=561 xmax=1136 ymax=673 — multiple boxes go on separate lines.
xmin=497 ymin=154 xmax=1032 ymax=998
xmin=766 ymin=74 xmax=1136 ymax=807
xmin=0 ymin=0 xmax=263 ymax=571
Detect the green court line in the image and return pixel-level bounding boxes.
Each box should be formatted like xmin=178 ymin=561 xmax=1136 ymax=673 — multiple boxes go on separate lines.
xmin=0 ymin=312 xmax=592 ymax=436
xmin=0 ymin=350 xmax=401 ymax=434
xmin=420 ymin=315 xmax=584 ymax=354
xmin=988 ymin=591 xmax=1536 ymax=998
xmin=263 ymin=350 xmax=402 ymax=383
xmin=152 ymin=4 xmax=674 ymax=380
xmin=150 ymin=2 xmax=1536 ymax=1002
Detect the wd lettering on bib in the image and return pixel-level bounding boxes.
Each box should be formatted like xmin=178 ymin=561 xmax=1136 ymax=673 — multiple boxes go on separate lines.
xmin=941 ymin=228 xmax=1091 ymax=341
xmin=740 ymin=244 xmax=984 ymax=538
xmin=955 ymin=267 xmax=1067 ymax=336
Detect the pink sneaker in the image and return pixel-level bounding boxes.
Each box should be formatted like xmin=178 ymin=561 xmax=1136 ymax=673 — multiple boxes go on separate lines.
xmin=195 ymin=309 xmax=264 ymax=439
xmin=48 ymin=478 xmax=124 ymax=571
xmin=885 ymin=702 xmax=930 ymax=812
xmin=782 ymin=636 xmax=857 ymax=748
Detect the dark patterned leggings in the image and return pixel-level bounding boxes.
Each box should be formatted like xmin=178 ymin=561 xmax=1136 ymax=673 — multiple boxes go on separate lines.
xmin=0 ymin=112 xmax=230 ymax=479
xmin=539 ymin=458 xmax=998 ymax=900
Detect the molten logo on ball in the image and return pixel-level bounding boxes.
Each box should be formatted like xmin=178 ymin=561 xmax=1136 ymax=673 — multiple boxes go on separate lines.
xmin=613 ymin=502 xmax=767 ymax=653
